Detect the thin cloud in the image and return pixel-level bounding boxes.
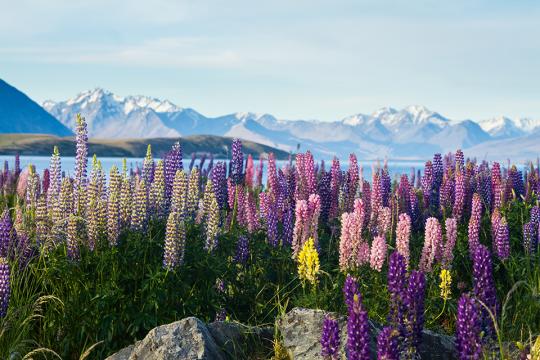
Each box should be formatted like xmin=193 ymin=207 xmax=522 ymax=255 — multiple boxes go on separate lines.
xmin=0 ymin=37 xmax=244 ymax=69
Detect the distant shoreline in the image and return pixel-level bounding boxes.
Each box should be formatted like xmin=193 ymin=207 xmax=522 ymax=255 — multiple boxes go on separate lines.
xmin=0 ymin=133 xmax=291 ymax=160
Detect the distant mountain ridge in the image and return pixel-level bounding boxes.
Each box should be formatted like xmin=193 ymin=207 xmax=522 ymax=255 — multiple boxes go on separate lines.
xmin=0 ymin=79 xmax=72 ymax=136
xmin=42 ymin=88 xmax=540 ymax=159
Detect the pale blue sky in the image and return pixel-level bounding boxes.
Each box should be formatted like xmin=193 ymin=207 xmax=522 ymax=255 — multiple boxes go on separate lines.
xmin=1 ymin=0 xmax=539 ymax=121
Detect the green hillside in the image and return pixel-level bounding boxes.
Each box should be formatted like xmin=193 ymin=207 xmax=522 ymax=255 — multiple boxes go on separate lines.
xmin=0 ymin=134 xmax=290 ymax=159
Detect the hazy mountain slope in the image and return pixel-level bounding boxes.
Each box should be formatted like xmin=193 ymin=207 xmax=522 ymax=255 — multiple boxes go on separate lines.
xmin=0 ymin=79 xmax=72 ymax=136
xmin=466 ymin=131 xmax=540 ymax=161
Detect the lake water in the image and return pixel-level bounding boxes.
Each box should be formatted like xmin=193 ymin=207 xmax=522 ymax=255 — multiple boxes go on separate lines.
xmin=0 ymin=155 xmax=426 ymax=182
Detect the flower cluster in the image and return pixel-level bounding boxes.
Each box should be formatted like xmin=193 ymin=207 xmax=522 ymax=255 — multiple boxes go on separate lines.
xmin=292 ymin=194 xmax=321 ymax=257
xmin=396 ymin=213 xmax=411 ymax=266
xmin=439 ymin=269 xmax=452 ymax=300
xmin=297 ymin=238 xmax=320 ymax=286
xmin=419 ymin=217 xmax=442 ymax=272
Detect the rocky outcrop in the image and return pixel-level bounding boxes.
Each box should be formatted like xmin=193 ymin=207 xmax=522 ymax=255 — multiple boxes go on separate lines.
xmin=277 ymin=307 xmax=457 ymax=360
xmin=107 ymin=308 xmax=456 ymax=360
xmin=106 ymin=317 xmax=272 ymax=360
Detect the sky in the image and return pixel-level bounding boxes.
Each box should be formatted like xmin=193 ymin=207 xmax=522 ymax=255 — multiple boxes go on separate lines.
xmin=1 ymin=0 xmax=539 ymax=122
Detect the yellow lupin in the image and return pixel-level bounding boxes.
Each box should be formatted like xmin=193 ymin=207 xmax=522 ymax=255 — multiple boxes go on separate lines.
xmin=439 ymin=269 xmax=452 ymax=300
xmin=297 ymin=238 xmax=320 ymax=286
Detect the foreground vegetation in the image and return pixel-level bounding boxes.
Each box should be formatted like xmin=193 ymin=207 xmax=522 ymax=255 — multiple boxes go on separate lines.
xmin=0 ymin=116 xmax=539 ymax=359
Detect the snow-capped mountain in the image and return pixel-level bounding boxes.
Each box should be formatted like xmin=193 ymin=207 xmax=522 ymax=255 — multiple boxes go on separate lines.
xmin=477 ymin=116 xmax=540 ymax=139
xmin=44 ymin=88 xmax=181 ymax=138
xmin=43 ymin=88 xmax=539 ymax=160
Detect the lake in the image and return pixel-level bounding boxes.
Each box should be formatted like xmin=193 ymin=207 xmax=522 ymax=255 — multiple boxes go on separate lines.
xmin=0 ymin=155 xmax=426 ymax=182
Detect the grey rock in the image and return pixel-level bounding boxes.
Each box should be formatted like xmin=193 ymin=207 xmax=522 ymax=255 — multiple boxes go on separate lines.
xmin=106 ymin=317 xmax=225 ymax=360
xmin=419 ymin=329 xmax=456 ymax=360
xmin=106 ymin=345 xmax=135 ymax=360
xmin=106 ymin=318 xmax=274 ymax=360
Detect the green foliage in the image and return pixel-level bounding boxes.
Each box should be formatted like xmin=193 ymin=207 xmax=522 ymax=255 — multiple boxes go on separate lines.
xmin=1 ymin=197 xmax=540 ymax=359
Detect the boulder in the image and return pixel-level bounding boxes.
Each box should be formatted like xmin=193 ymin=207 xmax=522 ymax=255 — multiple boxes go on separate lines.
xmin=106 ymin=317 xmax=272 ymax=360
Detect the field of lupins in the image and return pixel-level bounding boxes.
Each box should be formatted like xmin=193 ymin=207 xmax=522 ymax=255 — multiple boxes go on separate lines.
xmin=0 ymin=114 xmax=539 ymax=359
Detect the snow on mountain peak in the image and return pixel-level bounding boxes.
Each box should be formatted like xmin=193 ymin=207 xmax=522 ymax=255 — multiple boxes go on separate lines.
xmin=67 ymin=88 xmax=112 ymax=105
xmin=123 ymin=95 xmax=182 ymax=114
xmin=404 ymin=104 xmax=433 ymax=116
xmin=57 ymin=88 xmax=183 ymax=115
xmin=342 ymin=113 xmax=371 ymax=126
xmin=372 ymin=106 xmax=398 ymax=118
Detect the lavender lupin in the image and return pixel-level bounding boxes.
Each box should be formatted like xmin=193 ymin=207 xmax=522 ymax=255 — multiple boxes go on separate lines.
xmin=163 ymin=211 xmax=179 ymax=269
xmin=234 ymin=235 xmax=249 ymax=265
xmin=119 ymin=174 xmax=132 ymax=229
xmin=73 ymin=114 xmax=88 ymax=214
xmin=211 ymin=162 xmax=227 ymax=210
xmin=107 ymin=190 xmax=120 ymax=247
xmin=266 ymin=199 xmax=279 ymax=247
xmin=143 ymin=145 xmax=154 ymax=187
xmin=171 ymin=169 xmax=188 ymax=217
xmin=494 ymin=217 xmax=509 ymax=260
xmin=231 ymin=139 xmax=244 ymax=184
xmin=0 ymin=211 xmax=13 ymax=258
xmin=0 ymin=257 xmax=10 ymax=317
xmin=523 ymin=221 xmax=536 ymax=254
xmin=164 ymin=142 xmax=183 ymax=199
xmin=131 ymin=179 xmax=148 ymax=232
xmin=48 ymin=146 xmax=62 ymax=211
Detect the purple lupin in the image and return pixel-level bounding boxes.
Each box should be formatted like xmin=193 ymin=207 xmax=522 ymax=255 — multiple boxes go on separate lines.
xmin=472 ymin=244 xmax=498 ymax=334
xmin=377 ymin=326 xmax=399 ymax=360
xmin=0 ymin=211 xmax=14 ymax=258
xmin=347 ymin=292 xmax=370 ymax=360
xmin=321 ymin=315 xmax=341 ymax=359
xmin=456 ymin=293 xmax=483 ymax=360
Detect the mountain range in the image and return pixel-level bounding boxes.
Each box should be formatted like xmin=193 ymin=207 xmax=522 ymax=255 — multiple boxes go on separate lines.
xmin=43 ymin=88 xmax=540 ymax=160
